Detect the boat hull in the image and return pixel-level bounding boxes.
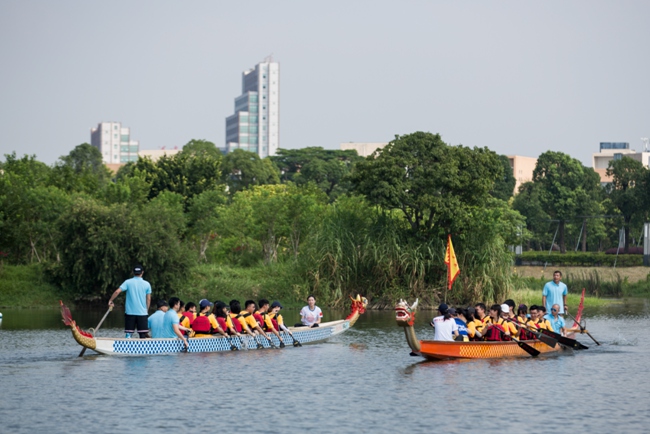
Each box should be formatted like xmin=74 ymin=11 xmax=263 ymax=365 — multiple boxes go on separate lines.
xmin=418 ymin=339 xmax=562 ymax=360
xmin=91 ymin=320 xmax=352 ymax=355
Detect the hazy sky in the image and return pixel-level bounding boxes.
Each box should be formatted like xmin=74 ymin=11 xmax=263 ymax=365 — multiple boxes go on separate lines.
xmin=1 ymin=1 xmax=649 ymax=166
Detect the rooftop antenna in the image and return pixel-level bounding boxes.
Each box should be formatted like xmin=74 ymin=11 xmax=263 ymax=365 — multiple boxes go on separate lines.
xmin=642 ymin=137 xmax=649 ymax=152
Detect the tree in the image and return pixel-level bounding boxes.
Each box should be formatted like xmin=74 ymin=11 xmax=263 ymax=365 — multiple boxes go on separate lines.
xmin=350 ymin=132 xmax=503 ymax=237
xmin=532 ymin=151 xmax=600 ymax=253
xmin=270 ymin=147 xmax=363 ymax=200
xmin=490 ymin=155 xmax=516 ymax=201
xmin=512 ymin=182 xmax=550 ymax=250
xmin=181 ymin=139 xmax=222 ymax=159
xmin=221 ymin=149 xmax=280 ymax=194
xmin=606 ymin=156 xmax=648 ymax=252
xmin=51 ymin=143 xmax=112 ymax=193
xmin=130 ymin=152 xmax=223 ymax=205
xmin=187 ymin=189 xmax=227 ymax=261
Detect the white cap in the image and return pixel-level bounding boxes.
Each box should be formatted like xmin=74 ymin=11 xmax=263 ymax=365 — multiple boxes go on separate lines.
xmin=500 ymin=304 xmax=509 ymax=313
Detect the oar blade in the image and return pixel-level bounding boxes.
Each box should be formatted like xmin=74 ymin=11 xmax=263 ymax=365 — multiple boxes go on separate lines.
xmin=515 ymin=339 xmax=540 ymax=357
xmin=537 ymin=333 xmax=558 ymax=348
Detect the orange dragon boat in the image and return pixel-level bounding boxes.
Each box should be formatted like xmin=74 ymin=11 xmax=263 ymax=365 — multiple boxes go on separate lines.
xmin=395 ymin=299 xmax=563 ymax=360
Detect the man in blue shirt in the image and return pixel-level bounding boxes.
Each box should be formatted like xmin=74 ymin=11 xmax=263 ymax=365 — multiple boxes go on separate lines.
xmin=542 ymin=270 xmax=568 ymax=314
xmin=161 ymin=297 xmax=189 ymax=350
xmin=544 ymin=304 xmax=566 ymax=335
xmin=148 ymin=299 xmax=168 ymax=338
xmin=108 ymin=265 xmax=152 ymax=338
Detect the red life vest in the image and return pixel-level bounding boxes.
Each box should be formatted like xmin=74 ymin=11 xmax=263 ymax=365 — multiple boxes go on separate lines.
xmin=229 ymin=314 xmax=243 ymax=333
xmin=253 ymin=313 xmax=264 ymax=328
xmin=216 ymin=317 xmax=228 ymax=332
xmin=192 ymin=315 xmax=213 ymax=334
xmin=484 ymin=322 xmax=507 ymax=341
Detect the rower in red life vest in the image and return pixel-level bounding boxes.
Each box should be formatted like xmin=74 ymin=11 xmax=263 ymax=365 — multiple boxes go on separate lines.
xmin=230 ymin=300 xmax=274 ymax=346
xmin=213 ymin=301 xmax=241 ymax=337
xmin=256 ymin=299 xmax=285 ymax=347
xmin=179 ymin=302 xmax=196 ymax=328
xmin=514 ymin=304 xmax=537 ymax=340
xmin=483 ymin=304 xmax=518 ymax=341
xmin=192 ymin=299 xmax=229 ymax=338
xmin=269 ymin=301 xmax=301 ymax=346
xmin=531 ymin=305 xmax=555 ymax=332
xmin=467 ymin=303 xmax=490 ymax=340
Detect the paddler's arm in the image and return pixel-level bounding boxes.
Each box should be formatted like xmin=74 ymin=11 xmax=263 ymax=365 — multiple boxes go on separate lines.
xmin=254 ymin=324 xmax=273 ymax=341
xmin=108 ymin=288 xmax=122 ymax=307
xmin=173 ymin=324 xmax=189 ymax=348
xmin=264 ymin=317 xmax=284 ymax=343
xmin=146 ymin=293 xmax=151 ymax=311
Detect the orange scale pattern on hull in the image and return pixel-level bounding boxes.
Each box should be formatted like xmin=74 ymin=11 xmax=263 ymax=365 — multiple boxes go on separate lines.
xmin=418 ymin=340 xmax=561 ymax=360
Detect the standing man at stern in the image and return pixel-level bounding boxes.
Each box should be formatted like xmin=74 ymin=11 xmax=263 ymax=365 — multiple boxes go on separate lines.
xmin=542 ymin=270 xmax=568 ymax=315
xmin=108 ymin=265 xmax=152 ymax=338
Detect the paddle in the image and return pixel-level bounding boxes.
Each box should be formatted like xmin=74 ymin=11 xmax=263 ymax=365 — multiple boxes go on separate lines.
xmin=79 ymin=306 xmax=112 ymax=357
xmin=506 ymin=319 xmax=558 ymax=348
xmin=565 ymin=312 xmax=600 ymax=346
xmin=496 ymin=329 xmax=540 ymax=357
xmin=280 ymin=324 xmax=302 ymax=347
xmin=536 ymin=325 xmax=589 ymax=350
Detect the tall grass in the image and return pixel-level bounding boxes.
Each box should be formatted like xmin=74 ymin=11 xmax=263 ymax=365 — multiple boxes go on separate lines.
xmin=0 ymin=263 xmax=71 ymax=308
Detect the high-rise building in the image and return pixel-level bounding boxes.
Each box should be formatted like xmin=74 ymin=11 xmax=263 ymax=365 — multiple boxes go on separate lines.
xmin=225 ymin=58 xmax=280 ymax=157
xmin=91 ymin=122 xmax=140 ymax=164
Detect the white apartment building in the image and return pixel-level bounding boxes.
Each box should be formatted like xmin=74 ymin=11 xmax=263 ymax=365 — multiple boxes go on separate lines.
xmin=91 ymin=122 xmax=140 ymax=164
xmin=340 ymin=142 xmax=388 ymax=157
xmin=225 ymin=58 xmax=280 ymax=157
xmin=592 ymin=141 xmax=650 ymax=185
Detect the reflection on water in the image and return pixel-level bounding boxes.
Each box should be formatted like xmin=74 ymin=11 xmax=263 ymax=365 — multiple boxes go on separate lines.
xmin=0 ymin=304 xmax=649 ymax=433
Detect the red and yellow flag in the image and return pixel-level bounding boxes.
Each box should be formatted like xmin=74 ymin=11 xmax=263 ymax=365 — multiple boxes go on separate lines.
xmin=445 ymin=234 xmax=460 ymax=290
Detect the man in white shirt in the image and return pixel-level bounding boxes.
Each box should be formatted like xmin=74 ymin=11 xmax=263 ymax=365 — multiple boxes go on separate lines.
xmin=430 ymin=303 xmax=459 ymax=341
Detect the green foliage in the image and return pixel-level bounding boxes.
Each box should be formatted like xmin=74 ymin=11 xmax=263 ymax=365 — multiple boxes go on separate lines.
xmin=132 ymin=152 xmax=223 ymax=204
xmin=532 ymin=151 xmax=601 ymax=252
xmin=491 ymin=155 xmax=516 ymax=201
xmin=51 ymin=196 xmax=194 ymax=300
xmin=181 ymin=139 xmax=222 ymax=159
xmin=518 ymin=251 xmax=643 ymax=267
xmin=271 ymin=147 xmax=362 ymax=201
xmin=606 ymin=156 xmax=648 ymax=252
xmin=50 ymin=143 xmax=112 ymax=194
xmin=351 ymin=132 xmax=503 ymax=237
xmin=221 ymin=149 xmax=280 ymax=194
xmin=187 ymin=189 xmax=227 ymax=262
xmin=0 ymin=263 xmax=71 ymax=308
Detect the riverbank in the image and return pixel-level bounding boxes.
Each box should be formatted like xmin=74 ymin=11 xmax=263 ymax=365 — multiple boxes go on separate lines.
xmin=2 ymin=263 xmax=647 ymax=309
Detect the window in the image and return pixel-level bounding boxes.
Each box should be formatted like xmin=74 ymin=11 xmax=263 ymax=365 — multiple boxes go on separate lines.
xmin=121 ymin=135 xmax=129 ymax=142
xmin=130 ymin=145 xmax=138 ymax=153
xmin=121 ymin=146 xmax=129 ymax=152
xmin=114 ymin=125 xmax=118 ymax=130
xmin=114 ymin=134 xmax=118 ymax=138
xmin=114 ymin=144 xmax=118 ymax=149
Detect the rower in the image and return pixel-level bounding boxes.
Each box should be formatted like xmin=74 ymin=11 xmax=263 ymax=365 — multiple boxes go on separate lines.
xmin=257 ymin=299 xmax=285 ymax=347
xmin=242 ymin=300 xmax=275 ymax=345
xmin=544 ymin=304 xmax=566 ymax=336
xmin=503 ymin=299 xmax=517 ymax=320
xmin=467 ymin=303 xmax=489 ymax=340
xmin=192 ymin=299 xmax=228 ymax=338
xmin=451 ymin=308 xmax=470 ymax=342
xmin=515 ymin=304 xmax=536 ymax=340
xmin=214 ymin=301 xmax=241 ymax=337
xmin=483 ymin=304 xmax=517 ymax=341
xmin=536 ymin=306 xmax=555 ymax=332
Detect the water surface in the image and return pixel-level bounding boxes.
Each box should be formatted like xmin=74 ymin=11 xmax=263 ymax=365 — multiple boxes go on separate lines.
xmin=0 ymin=305 xmax=648 ymax=433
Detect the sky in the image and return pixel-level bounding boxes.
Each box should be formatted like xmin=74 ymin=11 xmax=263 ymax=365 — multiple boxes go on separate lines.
xmin=1 ymin=0 xmax=649 ymax=166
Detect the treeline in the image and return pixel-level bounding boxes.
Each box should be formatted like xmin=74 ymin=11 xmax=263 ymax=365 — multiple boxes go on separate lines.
xmin=1 ymin=132 xmax=645 ymax=305
xmin=513 ymin=152 xmax=650 ymax=254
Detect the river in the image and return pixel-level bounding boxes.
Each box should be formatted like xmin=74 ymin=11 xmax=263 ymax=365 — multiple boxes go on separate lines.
xmin=0 ymin=302 xmax=649 ymax=433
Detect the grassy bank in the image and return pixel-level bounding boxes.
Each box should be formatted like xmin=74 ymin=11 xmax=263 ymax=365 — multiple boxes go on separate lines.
xmin=0 ymin=263 xmax=72 ymax=308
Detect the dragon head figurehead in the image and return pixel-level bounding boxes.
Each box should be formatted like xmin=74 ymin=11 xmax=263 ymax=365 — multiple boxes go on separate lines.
xmin=345 ymin=295 xmax=368 ymax=325
xmin=395 ymin=298 xmax=418 ymax=327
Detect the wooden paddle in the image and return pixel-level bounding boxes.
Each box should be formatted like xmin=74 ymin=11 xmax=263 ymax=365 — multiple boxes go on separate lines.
xmin=79 ymin=306 xmax=112 ymax=357
xmin=506 ymin=319 xmax=558 ymax=348
xmin=280 ymin=324 xmax=302 ymax=347
xmin=565 ymin=311 xmax=600 ymax=346
xmin=497 ymin=329 xmax=540 ymax=357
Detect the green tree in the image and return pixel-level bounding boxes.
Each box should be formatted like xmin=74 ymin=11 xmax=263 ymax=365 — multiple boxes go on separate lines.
xmin=490 ymin=155 xmax=516 ymax=201
xmin=270 ymin=147 xmax=362 ymax=200
xmin=512 ymin=181 xmax=551 ymax=250
xmin=50 ymin=143 xmax=112 ymax=193
xmin=181 ymin=139 xmax=222 ymax=159
xmin=351 ymin=132 xmax=503 ymax=237
xmin=187 ymin=189 xmax=227 ymax=261
xmin=606 ymin=156 xmax=648 ymax=252
xmin=532 ymin=151 xmax=600 ymax=253
xmin=221 ymin=149 xmax=280 ymax=194
xmin=131 ymin=152 xmax=223 ymax=205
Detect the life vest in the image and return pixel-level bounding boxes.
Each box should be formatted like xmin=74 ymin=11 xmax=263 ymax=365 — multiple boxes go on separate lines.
xmin=229 ymin=313 xmax=243 ymax=333
xmin=267 ymin=313 xmax=279 ymax=331
xmin=192 ymin=314 xmax=213 ymax=334
xmin=216 ymin=317 xmax=228 ymax=332
xmin=253 ymin=312 xmax=264 ymax=328
xmin=484 ymin=319 xmax=507 ymax=341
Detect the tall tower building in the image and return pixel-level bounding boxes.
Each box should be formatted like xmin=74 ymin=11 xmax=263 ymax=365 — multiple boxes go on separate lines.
xmin=225 ymin=58 xmax=280 ymax=157
xmin=90 ymin=122 xmax=140 ymax=164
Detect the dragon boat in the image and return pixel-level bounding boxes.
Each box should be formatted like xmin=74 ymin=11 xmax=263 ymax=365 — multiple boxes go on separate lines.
xmin=61 ymin=296 xmax=367 ymax=356
xmin=395 ymin=299 xmax=562 ymax=360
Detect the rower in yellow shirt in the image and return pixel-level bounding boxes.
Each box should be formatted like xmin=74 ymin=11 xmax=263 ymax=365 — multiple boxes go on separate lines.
xmin=256 ymin=299 xmax=285 ymax=347
xmin=230 ymin=300 xmax=275 ymax=348
xmin=192 ymin=299 xmax=228 ymax=338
